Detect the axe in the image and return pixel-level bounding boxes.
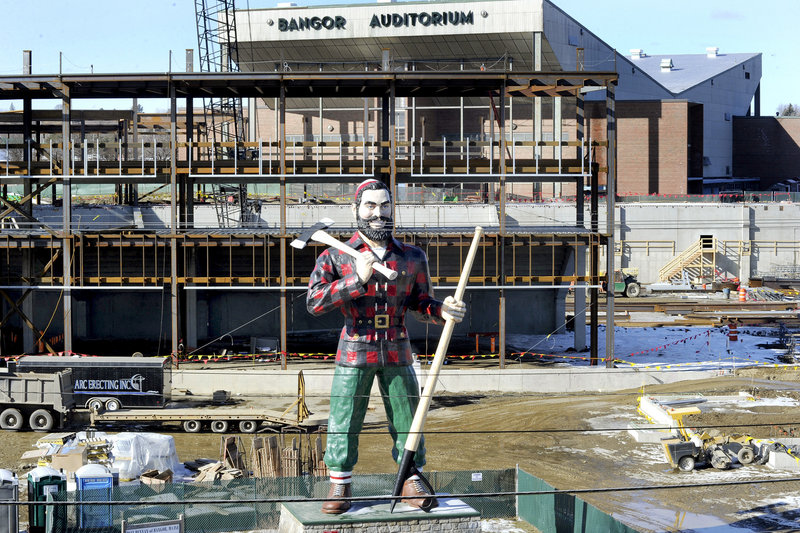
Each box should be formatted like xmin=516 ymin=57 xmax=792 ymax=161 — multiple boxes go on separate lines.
xmin=389 ymin=226 xmax=483 ymax=512
xmin=290 ymin=217 xmax=398 ymax=280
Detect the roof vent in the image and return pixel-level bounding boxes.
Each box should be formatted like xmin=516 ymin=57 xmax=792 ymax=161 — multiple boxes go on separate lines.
xmin=706 ymin=47 xmax=719 ymax=58
xmin=660 ymin=58 xmax=673 ymax=72
xmin=629 ymin=49 xmax=645 ymax=59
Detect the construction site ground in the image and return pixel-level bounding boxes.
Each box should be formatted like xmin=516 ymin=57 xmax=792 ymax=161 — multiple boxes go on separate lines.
xmin=5 ymin=293 xmax=800 ymax=532
xmin=186 ymin=367 xmax=800 ymax=532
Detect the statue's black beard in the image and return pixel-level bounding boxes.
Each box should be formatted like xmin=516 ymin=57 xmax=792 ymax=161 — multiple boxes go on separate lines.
xmin=357 ymin=215 xmax=393 ymax=243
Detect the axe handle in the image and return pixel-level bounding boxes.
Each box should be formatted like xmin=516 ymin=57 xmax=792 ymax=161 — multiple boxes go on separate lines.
xmin=311 ymin=230 xmax=399 ymax=281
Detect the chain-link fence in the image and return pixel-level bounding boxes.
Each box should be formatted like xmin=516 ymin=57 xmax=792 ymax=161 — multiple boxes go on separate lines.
xmin=42 ymin=469 xmax=516 ymax=533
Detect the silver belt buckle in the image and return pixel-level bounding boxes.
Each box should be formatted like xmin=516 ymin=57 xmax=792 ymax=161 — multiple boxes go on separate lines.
xmin=375 ymin=314 xmax=390 ymax=329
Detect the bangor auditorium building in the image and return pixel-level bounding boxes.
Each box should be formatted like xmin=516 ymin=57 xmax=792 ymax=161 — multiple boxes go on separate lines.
xmin=235 ymin=0 xmax=762 ymax=196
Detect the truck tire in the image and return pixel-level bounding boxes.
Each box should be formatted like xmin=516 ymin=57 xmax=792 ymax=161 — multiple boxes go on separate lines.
xmin=625 ymin=283 xmax=641 ymax=298
xmin=183 ymin=420 xmax=202 ymax=433
xmin=87 ymin=398 xmax=104 ymax=412
xmin=677 ymin=455 xmax=695 ymax=472
xmin=0 ymin=408 xmax=24 ymax=430
xmin=105 ymin=399 xmax=121 ymax=412
xmin=211 ymin=420 xmax=229 ymax=433
xmin=29 ymin=409 xmax=54 ymax=432
xmin=738 ymin=446 xmax=756 ymax=465
xmin=239 ymin=420 xmax=258 ymax=433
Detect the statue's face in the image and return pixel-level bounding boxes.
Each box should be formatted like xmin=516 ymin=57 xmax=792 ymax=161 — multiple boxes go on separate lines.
xmin=353 ymin=188 xmax=393 ymax=242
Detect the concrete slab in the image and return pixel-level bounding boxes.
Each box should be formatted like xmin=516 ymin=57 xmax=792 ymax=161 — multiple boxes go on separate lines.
xmin=279 ymin=496 xmax=479 ymax=533
xmin=627 ymin=422 xmax=675 ymax=443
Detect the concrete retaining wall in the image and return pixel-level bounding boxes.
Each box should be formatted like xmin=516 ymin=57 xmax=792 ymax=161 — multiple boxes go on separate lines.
xmin=172 ymin=365 xmax=727 ymax=397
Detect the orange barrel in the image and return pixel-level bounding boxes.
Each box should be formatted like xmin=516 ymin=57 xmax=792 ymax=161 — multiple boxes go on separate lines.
xmin=728 ymin=323 xmax=738 ymax=342
xmin=738 ymin=286 xmax=747 ymax=302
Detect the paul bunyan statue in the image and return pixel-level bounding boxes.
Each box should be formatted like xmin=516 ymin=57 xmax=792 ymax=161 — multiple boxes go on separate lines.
xmin=305 ymin=178 xmax=466 ymax=514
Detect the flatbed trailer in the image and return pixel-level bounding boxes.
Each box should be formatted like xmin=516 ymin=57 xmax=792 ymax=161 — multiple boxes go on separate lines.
xmin=89 ymin=407 xmax=326 ymax=434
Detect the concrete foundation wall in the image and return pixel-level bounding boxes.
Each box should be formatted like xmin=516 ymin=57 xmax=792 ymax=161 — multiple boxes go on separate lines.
xmin=172 ymin=365 xmax=726 ymax=396
xmin=615 ymin=202 xmax=800 ymax=283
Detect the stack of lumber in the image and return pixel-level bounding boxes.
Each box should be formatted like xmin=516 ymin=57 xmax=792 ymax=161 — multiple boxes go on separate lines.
xmin=192 ymin=461 xmax=245 ymax=482
xmin=250 ymin=434 xmax=327 ymax=478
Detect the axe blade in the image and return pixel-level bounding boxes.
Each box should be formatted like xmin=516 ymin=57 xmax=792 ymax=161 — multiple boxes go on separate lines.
xmin=290 ymin=218 xmax=336 ymax=249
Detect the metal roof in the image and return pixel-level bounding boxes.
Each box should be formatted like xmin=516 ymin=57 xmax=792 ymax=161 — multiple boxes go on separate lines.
xmin=628 ymin=52 xmax=760 ymax=95
xmin=0 ymin=71 xmax=614 ymax=102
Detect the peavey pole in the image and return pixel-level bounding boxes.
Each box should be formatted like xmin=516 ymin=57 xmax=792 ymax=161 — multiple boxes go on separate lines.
xmin=389 ymin=226 xmax=483 ymax=512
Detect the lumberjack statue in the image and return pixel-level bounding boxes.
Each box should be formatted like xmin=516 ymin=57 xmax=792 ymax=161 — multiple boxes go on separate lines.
xmin=305 ymin=178 xmax=466 ymax=514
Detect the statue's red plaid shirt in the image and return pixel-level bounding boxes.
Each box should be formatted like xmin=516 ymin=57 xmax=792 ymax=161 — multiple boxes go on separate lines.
xmin=306 ymin=233 xmax=444 ymax=367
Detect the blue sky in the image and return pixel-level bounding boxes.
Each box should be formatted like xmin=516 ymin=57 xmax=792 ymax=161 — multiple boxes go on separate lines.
xmin=0 ymin=0 xmax=795 ymax=114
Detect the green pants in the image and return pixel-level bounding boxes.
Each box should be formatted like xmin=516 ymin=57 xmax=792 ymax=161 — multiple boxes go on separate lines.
xmin=325 ymin=365 xmax=425 ymax=472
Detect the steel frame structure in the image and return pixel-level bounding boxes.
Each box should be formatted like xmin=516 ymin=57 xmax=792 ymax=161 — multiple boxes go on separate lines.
xmin=0 ymin=70 xmax=618 ymax=368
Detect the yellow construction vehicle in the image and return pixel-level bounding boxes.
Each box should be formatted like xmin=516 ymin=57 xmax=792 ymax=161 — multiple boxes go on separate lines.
xmin=660 ymin=407 xmax=758 ymax=471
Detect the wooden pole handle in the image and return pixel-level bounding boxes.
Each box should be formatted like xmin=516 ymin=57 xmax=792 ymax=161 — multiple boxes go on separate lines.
xmin=404 ymin=226 xmax=483 ymax=452
xmin=310 ymin=230 xmax=398 ymax=280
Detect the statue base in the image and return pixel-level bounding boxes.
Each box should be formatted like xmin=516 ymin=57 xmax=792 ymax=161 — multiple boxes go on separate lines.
xmin=279 ymin=496 xmax=480 ymax=533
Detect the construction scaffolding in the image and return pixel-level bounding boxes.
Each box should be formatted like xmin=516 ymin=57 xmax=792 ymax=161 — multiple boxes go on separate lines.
xmin=195 ymin=0 xmax=258 ymax=228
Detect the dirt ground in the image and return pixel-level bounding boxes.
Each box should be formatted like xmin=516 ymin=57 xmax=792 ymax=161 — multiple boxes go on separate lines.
xmin=369 ymin=365 xmax=800 ymax=532
xmin=6 ymin=364 xmax=800 ymax=532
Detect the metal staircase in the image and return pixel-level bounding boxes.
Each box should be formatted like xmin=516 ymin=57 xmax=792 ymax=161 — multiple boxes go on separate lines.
xmin=658 ymin=237 xmax=718 ymax=282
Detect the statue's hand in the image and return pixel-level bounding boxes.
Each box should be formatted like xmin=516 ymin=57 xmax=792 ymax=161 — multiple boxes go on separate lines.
xmin=441 ymin=296 xmax=466 ymax=323
xmin=356 ymin=250 xmax=377 ymax=284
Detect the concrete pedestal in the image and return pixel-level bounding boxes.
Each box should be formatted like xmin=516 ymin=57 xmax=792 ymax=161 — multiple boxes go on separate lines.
xmin=279 ymin=496 xmax=480 ymax=532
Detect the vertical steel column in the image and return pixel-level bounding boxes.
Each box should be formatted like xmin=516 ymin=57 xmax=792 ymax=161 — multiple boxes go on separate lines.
xmin=363 ymin=97 xmax=369 ymax=152
xmin=23 ymin=51 xmax=32 ymax=211
xmin=170 ymin=85 xmax=180 ymax=366
xmin=279 ymin=83 xmax=288 ymax=370
xmin=590 ymin=162 xmax=599 ymax=365
xmin=22 ymin=98 xmax=32 ymax=215
xmin=605 ymin=82 xmax=617 ymax=367
xmin=186 ymin=97 xmax=195 ymax=227
xmin=22 ymin=97 xmax=34 ymax=352
xmin=554 ymin=96 xmax=562 ymax=197
xmin=498 ymin=80 xmax=507 ymax=369
xmin=132 ymin=98 xmax=139 ymax=205
xmin=574 ymin=90 xmax=586 ymax=351
xmin=61 ymin=87 xmax=73 ymax=354
xmin=381 ymin=94 xmax=390 ymax=169
xmin=185 ymin=94 xmax=197 ymax=351
xmin=460 ymin=62 xmax=464 ymax=168
xmin=533 ymin=32 xmax=543 ymax=201
xmin=389 ymin=80 xmax=396 ymax=203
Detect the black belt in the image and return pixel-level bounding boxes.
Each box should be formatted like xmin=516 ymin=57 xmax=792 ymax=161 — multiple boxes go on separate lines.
xmin=353 ymin=315 xmax=404 ymax=329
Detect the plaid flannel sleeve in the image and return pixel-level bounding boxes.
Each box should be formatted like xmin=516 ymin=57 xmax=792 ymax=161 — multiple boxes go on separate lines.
xmin=306 ymin=249 xmax=367 ymax=316
xmin=406 ymin=249 xmax=445 ymax=325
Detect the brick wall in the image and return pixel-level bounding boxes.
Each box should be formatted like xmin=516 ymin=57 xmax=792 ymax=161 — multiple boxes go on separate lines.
xmin=587 ymin=100 xmax=689 ymax=195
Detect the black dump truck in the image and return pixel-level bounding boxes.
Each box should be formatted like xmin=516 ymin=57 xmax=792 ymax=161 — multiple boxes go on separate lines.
xmin=15 ymin=356 xmax=171 ymax=411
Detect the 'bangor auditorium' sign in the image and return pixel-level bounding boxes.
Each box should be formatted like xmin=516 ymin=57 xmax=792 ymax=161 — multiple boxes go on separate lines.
xmin=278 ymin=10 xmax=475 ymax=32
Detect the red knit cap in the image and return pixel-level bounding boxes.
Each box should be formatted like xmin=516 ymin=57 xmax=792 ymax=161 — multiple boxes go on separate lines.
xmin=354 ymin=179 xmax=380 ymax=201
